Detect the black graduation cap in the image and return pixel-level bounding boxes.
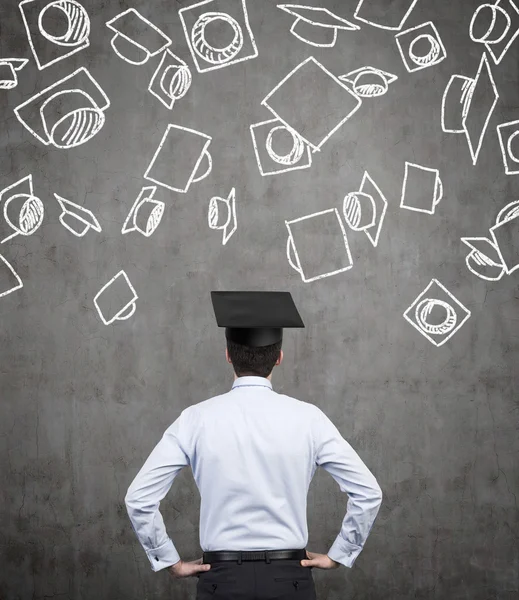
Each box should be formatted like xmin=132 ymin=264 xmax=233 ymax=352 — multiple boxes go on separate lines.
xmin=211 ymin=291 xmax=305 ymax=347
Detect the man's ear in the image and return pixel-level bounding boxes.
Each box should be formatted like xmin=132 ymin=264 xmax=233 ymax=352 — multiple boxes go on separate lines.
xmin=225 ymin=347 xmax=232 ymax=364
xmin=276 ymin=349 xmax=284 ymax=366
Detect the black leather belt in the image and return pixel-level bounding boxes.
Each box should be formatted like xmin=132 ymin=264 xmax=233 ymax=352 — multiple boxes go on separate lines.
xmin=202 ymin=549 xmax=306 ymax=564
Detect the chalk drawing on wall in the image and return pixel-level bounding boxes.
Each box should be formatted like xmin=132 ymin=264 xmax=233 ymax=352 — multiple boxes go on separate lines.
xmin=489 ymin=199 xmax=519 ymax=274
xmin=144 ymin=124 xmax=213 ymax=193
xmin=0 ymin=253 xmax=23 ymax=298
xmin=353 ymin=0 xmax=419 ymax=31
xmin=441 ymin=53 xmax=499 ymax=165
xmin=121 ymin=186 xmax=165 ymax=237
xmin=148 ymin=50 xmax=192 ymax=110
xmin=496 ymin=119 xmax=519 ymax=174
xmin=250 ymin=118 xmax=312 ymax=176
xmin=285 ymin=207 xmax=353 ymax=283
xmin=179 ymin=0 xmax=258 ymax=73
xmin=469 ymin=0 xmax=519 ymax=65
xmin=55 ymin=194 xmax=101 ymax=237
xmin=19 ymin=0 xmax=90 ymax=70
xmin=0 ymin=58 xmax=29 ymax=90
xmin=106 ymin=8 xmax=171 ymax=65
xmin=277 ymin=4 xmax=359 ymax=48
xmin=461 ymin=237 xmax=505 ymax=281
xmin=208 ymin=187 xmax=237 ymax=245
xmin=403 ymin=279 xmax=471 ymax=347
xmin=262 ymin=56 xmax=362 ymax=151
xmin=395 ymin=21 xmax=447 ymax=72
xmin=14 ymin=67 xmax=110 ymax=150
xmin=343 ymin=171 xmax=388 ymax=247
xmin=339 ymin=65 xmax=398 ymax=98
xmin=400 ymin=162 xmax=443 ymax=215
xmin=93 ymin=270 xmax=138 ymax=326
xmin=0 ymin=175 xmax=44 ymax=244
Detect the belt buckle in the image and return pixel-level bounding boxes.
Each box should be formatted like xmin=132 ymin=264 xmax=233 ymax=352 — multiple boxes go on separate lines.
xmin=265 ymin=550 xmax=271 ymax=564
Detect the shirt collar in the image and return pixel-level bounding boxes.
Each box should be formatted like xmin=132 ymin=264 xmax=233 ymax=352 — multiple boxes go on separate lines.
xmin=231 ymin=376 xmax=273 ymax=391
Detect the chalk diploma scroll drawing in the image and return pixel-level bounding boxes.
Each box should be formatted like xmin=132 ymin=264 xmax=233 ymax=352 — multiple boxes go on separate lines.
xmin=179 ymin=0 xmax=258 ymax=73
xmin=403 ymin=279 xmax=471 ymax=347
xmin=19 ymin=0 xmax=91 ymax=69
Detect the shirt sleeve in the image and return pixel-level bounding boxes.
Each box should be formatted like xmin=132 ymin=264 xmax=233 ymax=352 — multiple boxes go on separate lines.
xmin=313 ymin=407 xmax=383 ymax=569
xmin=124 ymin=409 xmax=192 ymax=572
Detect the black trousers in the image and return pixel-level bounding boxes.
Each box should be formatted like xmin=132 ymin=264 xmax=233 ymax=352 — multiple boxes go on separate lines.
xmin=196 ymin=549 xmax=317 ymax=600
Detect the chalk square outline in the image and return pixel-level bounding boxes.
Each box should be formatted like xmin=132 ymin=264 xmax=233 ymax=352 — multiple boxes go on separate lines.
xmin=143 ymin=124 xmax=212 ymax=193
xmin=485 ymin=0 xmax=519 ymax=65
xmin=496 ymin=119 xmax=519 ymax=174
xmin=285 ymin=207 xmax=353 ymax=283
xmin=395 ymin=21 xmax=447 ymax=73
xmin=353 ymin=0 xmax=419 ymax=31
xmin=360 ymin=171 xmax=388 ymax=247
xmin=400 ymin=161 xmax=442 ymax=215
xmin=178 ymin=0 xmax=258 ymax=73
xmin=403 ymin=278 xmax=471 ymax=347
xmin=250 ymin=118 xmax=312 ymax=176
xmin=19 ymin=0 xmax=91 ymax=70
xmin=261 ymin=55 xmax=362 ymax=151
xmin=13 ymin=66 xmax=111 ymax=147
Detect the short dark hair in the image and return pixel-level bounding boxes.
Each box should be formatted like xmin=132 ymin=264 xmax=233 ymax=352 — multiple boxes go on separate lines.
xmin=226 ymin=338 xmax=282 ymax=378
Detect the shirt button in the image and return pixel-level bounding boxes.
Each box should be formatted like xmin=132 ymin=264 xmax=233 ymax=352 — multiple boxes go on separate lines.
xmin=155 ymin=556 xmax=159 ymax=561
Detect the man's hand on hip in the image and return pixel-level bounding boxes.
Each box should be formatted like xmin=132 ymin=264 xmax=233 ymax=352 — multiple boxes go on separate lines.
xmin=167 ymin=557 xmax=212 ymax=579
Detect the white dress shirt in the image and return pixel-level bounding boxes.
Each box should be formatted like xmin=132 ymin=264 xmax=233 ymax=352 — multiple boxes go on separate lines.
xmin=125 ymin=376 xmax=383 ymax=572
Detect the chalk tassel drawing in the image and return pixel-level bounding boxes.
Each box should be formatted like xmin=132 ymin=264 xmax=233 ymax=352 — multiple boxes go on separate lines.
xmin=55 ymin=194 xmax=101 ymax=237
xmin=403 ymin=279 xmax=471 ymax=347
xmin=277 ymin=4 xmax=359 ymax=48
xmin=121 ymin=186 xmax=165 ymax=237
xmin=469 ymin=0 xmax=519 ymax=65
xmin=441 ymin=53 xmax=499 ymax=165
xmin=208 ymin=187 xmax=237 ymax=245
xmin=106 ymin=8 xmax=171 ymax=65
xmin=19 ymin=0 xmax=91 ymax=70
xmin=179 ymin=0 xmax=258 ymax=73
xmin=0 ymin=175 xmax=44 ymax=244
xmin=0 ymin=58 xmax=29 ymax=90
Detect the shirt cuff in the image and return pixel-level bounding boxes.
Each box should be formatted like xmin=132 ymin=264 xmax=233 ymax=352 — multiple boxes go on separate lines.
xmin=145 ymin=538 xmax=181 ymax=572
xmin=327 ymin=535 xmax=363 ymax=568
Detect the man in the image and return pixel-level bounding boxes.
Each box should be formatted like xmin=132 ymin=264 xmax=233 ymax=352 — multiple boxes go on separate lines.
xmin=125 ymin=291 xmax=383 ymax=599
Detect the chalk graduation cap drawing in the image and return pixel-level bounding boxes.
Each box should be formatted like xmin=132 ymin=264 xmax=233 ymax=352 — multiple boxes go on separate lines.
xmin=277 ymin=4 xmax=360 ymax=47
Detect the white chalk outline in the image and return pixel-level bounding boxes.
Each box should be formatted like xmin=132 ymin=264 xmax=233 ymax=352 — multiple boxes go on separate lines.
xmin=14 ymin=66 xmax=110 ymax=149
xmin=354 ymin=0 xmax=419 ymax=30
xmin=0 ymin=58 xmax=29 ymax=90
xmin=148 ymin=49 xmax=192 ymax=110
xmin=359 ymin=171 xmax=388 ymax=247
xmin=277 ymin=4 xmax=359 ymax=48
xmin=144 ymin=124 xmax=213 ymax=193
xmin=395 ymin=21 xmax=447 ymax=73
xmin=496 ymin=119 xmax=519 ymax=174
xmin=0 ymin=253 xmax=23 ymax=298
xmin=489 ymin=199 xmax=519 ymax=274
xmin=208 ymin=187 xmax=237 ymax=245
xmin=441 ymin=54 xmax=499 ymax=165
xmin=262 ymin=56 xmax=362 ymax=152
xmin=461 ymin=237 xmax=505 ymax=281
xmin=339 ymin=65 xmax=398 ymax=98
xmin=400 ymin=162 xmax=443 ymax=215
xmin=93 ymin=270 xmax=138 ymax=326
xmin=403 ymin=279 xmax=471 ymax=347
xmin=179 ymin=0 xmax=258 ymax=73
xmin=285 ymin=207 xmax=353 ymax=283
xmin=106 ymin=8 xmax=171 ymax=65
xmin=250 ymin=118 xmax=312 ymax=176
xmin=55 ymin=193 xmax=101 ymax=237
xmin=19 ymin=0 xmax=91 ymax=70
xmin=470 ymin=0 xmax=519 ymax=65
xmin=0 ymin=174 xmax=44 ymax=244
xmin=121 ymin=186 xmax=164 ymax=237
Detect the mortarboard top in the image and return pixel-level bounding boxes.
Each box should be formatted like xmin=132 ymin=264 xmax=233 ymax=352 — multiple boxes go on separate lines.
xmin=211 ymin=291 xmax=305 ymax=348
